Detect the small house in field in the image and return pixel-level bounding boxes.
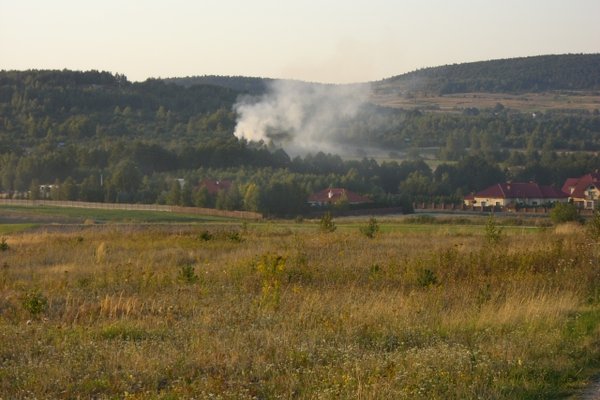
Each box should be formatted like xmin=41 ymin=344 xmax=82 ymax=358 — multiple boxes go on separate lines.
xmin=199 ymin=179 xmax=232 ymax=195
xmin=307 ymin=188 xmax=372 ymax=207
xmin=464 ymin=182 xmax=568 ymax=208
xmin=562 ymin=172 xmax=600 ymax=209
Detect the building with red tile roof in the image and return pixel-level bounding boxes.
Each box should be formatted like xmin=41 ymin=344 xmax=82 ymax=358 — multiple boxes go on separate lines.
xmin=200 ymin=179 xmax=232 ymax=195
xmin=562 ymin=173 xmax=600 ymax=209
xmin=464 ymin=182 xmax=568 ymax=208
xmin=308 ymin=188 xmax=372 ymax=207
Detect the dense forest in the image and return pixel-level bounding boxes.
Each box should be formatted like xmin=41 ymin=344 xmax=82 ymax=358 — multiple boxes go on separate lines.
xmin=2 ymin=56 xmax=600 ymax=216
xmin=376 ymin=53 xmax=600 ymax=94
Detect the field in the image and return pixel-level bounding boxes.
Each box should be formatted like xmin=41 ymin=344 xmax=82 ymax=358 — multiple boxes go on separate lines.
xmin=370 ymin=90 xmax=600 ymax=113
xmin=1 ymin=210 xmax=600 ymax=399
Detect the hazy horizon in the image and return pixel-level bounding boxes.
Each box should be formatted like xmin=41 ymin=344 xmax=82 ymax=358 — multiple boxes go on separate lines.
xmin=2 ymin=0 xmax=600 ymax=84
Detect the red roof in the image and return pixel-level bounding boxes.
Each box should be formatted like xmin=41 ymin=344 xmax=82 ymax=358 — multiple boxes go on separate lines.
xmin=474 ymin=182 xmax=567 ymax=200
xmin=200 ymin=179 xmax=232 ymax=195
xmin=562 ymin=173 xmax=600 ymax=199
xmin=308 ymin=188 xmax=372 ymax=204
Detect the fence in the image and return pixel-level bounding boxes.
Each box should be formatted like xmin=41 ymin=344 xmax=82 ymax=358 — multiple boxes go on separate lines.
xmin=0 ymin=199 xmax=263 ymax=220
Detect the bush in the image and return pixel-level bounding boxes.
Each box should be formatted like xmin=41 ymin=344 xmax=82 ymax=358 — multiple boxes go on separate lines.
xmin=22 ymin=291 xmax=48 ymax=316
xmin=587 ymin=209 xmax=600 ymax=241
xmin=417 ymin=268 xmax=438 ymax=288
xmin=178 ymin=264 xmax=199 ymax=284
xmin=0 ymin=237 xmax=9 ymax=251
xmin=319 ymin=212 xmax=336 ymax=233
xmin=360 ymin=217 xmax=380 ymax=238
xmin=550 ymin=203 xmax=582 ymax=224
xmin=484 ymin=214 xmax=503 ymax=244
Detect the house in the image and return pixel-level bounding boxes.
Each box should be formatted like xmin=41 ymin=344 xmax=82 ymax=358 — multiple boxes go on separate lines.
xmin=199 ymin=179 xmax=232 ymax=195
xmin=464 ymin=182 xmax=568 ymax=208
xmin=307 ymin=188 xmax=372 ymax=207
xmin=562 ymin=173 xmax=600 ymax=209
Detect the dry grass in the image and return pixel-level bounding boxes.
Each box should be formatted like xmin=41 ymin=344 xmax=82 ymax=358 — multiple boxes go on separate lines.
xmin=1 ymin=222 xmax=599 ymax=398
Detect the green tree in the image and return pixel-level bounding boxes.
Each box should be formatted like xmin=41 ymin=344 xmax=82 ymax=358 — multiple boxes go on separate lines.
xmin=243 ymin=183 xmax=262 ymax=212
xmin=550 ymin=202 xmax=582 ymax=224
xmin=166 ymin=180 xmax=182 ymax=206
xmin=29 ymin=179 xmax=41 ymax=200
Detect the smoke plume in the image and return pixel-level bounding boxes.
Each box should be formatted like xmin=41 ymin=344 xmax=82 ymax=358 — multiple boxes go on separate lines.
xmin=233 ymin=80 xmax=371 ymax=155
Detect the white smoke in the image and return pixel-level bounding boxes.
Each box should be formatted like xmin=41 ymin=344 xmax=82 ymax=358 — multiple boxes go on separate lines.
xmin=233 ymin=80 xmax=371 ymax=155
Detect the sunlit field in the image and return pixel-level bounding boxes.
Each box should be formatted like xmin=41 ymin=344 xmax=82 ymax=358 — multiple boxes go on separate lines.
xmin=1 ymin=216 xmax=599 ymax=399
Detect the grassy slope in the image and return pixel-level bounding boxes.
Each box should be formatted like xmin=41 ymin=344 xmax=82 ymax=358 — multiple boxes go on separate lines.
xmin=1 ymin=219 xmax=599 ymax=399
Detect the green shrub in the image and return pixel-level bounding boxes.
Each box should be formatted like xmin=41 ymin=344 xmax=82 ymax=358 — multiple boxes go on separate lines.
xmin=178 ymin=264 xmax=199 ymax=284
xmin=319 ymin=212 xmax=336 ymax=233
xmin=22 ymin=291 xmax=48 ymax=316
xmin=550 ymin=202 xmax=582 ymax=224
xmin=0 ymin=237 xmax=8 ymax=251
xmin=417 ymin=268 xmax=438 ymax=288
xmin=484 ymin=214 xmax=503 ymax=244
xmin=360 ymin=217 xmax=380 ymax=238
xmin=587 ymin=209 xmax=600 ymax=241
xmin=198 ymin=230 xmax=213 ymax=241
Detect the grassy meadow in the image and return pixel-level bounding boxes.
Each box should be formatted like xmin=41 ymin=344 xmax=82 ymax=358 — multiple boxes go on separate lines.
xmin=1 ymin=214 xmax=600 ymax=399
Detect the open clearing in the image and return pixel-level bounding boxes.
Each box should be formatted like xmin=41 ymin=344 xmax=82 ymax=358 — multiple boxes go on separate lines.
xmin=1 ymin=210 xmax=600 ymax=398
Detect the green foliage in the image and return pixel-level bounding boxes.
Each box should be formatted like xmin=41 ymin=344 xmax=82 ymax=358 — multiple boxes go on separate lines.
xmin=256 ymin=253 xmax=286 ymax=309
xmin=484 ymin=214 xmax=503 ymax=244
xmin=587 ymin=208 xmax=600 ymax=241
xmin=417 ymin=268 xmax=438 ymax=288
xmin=550 ymin=202 xmax=582 ymax=224
xmin=177 ymin=264 xmax=199 ymax=284
xmin=198 ymin=230 xmax=213 ymax=241
xmin=360 ymin=217 xmax=380 ymax=238
xmin=319 ymin=212 xmax=337 ymax=233
xmin=21 ymin=290 xmax=48 ymax=316
xmin=0 ymin=237 xmax=8 ymax=251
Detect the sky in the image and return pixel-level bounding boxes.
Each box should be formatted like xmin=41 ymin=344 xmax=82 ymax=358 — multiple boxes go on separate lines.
xmin=1 ymin=0 xmax=599 ymax=84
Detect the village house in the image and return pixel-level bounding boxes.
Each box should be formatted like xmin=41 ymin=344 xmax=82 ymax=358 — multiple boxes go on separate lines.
xmin=199 ymin=179 xmax=232 ymax=195
xmin=464 ymin=182 xmax=568 ymax=208
xmin=562 ymin=172 xmax=600 ymax=209
xmin=307 ymin=188 xmax=372 ymax=207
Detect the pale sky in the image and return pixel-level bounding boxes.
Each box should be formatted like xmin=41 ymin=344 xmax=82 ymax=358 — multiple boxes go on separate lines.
xmin=1 ymin=0 xmax=599 ymax=83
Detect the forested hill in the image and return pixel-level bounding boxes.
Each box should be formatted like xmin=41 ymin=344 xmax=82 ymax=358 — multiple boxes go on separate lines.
xmin=0 ymin=69 xmax=240 ymax=150
xmin=164 ymin=75 xmax=273 ymax=95
xmin=376 ymin=54 xmax=600 ymax=94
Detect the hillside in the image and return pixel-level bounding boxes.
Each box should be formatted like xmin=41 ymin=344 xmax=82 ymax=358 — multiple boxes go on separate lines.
xmin=374 ymin=53 xmax=600 ymax=95
xmin=1 ymin=59 xmax=600 ymax=216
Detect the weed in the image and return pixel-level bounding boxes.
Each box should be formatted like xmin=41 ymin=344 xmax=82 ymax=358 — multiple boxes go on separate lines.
xmin=178 ymin=264 xmax=199 ymax=284
xmin=360 ymin=217 xmax=380 ymax=238
xmin=22 ymin=290 xmax=48 ymax=316
xmin=485 ymin=214 xmax=503 ymax=244
xmin=417 ymin=268 xmax=438 ymax=287
xmin=0 ymin=237 xmax=8 ymax=251
xmin=319 ymin=212 xmax=336 ymax=233
xmin=198 ymin=230 xmax=213 ymax=241
xmin=226 ymin=231 xmax=243 ymax=242
xmin=256 ymin=253 xmax=286 ymax=309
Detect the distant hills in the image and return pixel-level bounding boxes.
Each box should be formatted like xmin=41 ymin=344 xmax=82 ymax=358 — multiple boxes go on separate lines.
xmin=375 ymin=53 xmax=600 ymax=95
xmin=164 ymin=54 xmax=600 ymax=96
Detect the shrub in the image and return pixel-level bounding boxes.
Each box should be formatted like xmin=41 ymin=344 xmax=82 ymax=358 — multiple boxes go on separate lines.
xmin=319 ymin=212 xmax=336 ymax=233
xmin=360 ymin=217 xmax=380 ymax=238
xmin=178 ymin=264 xmax=199 ymax=284
xmin=22 ymin=291 xmax=48 ymax=316
xmin=484 ymin=214 xmax=503 ymax=244
xmin=550 ymin=202 xmax=582 ymax=224
xmin=0 ymin=237 xmax=8 ymax=251
xmin=256 ymin=253 xmax=286 ymax=309
xmin=587 ymin=208 xmax=600 ymax=241
xmin=198 ymin=230 xmax=213 ymax=241
xmin=417 ymin=268 xmax=438 ymax=288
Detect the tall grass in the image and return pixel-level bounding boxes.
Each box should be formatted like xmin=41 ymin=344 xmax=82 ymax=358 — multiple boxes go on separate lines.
xmin=0 ymin=222 xmax=599 ymax=398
